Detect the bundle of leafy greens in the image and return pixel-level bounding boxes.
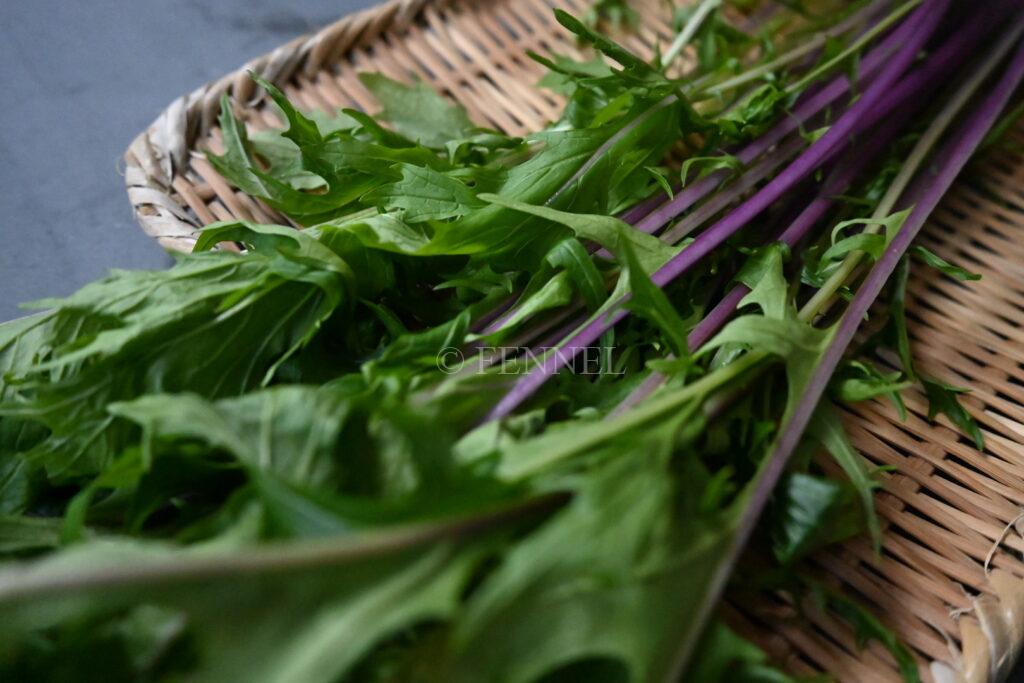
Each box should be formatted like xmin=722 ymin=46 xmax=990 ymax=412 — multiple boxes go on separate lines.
xmin=1 ymin=0 xmax=1022 ymax=681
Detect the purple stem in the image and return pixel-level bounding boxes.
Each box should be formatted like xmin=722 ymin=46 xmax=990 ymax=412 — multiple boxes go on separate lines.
xmin=620 ymin=190 xmax=671 ymax=225
xmin=528 ymin=312 xmax=591 ymax=355
xmin=484 ymin=2 xmax=944 ymax=423
xmin=477 ymin=0 xmax=935 ymax=335
xmin=593 ymin=134 xmax=807 ymax=261
xmin=658 ymin=135 xmax=806 ymax=245
xmin=610 ymin=2 xmax=1009 ymax=413
xmin=675 ymin=26 xmax=1024 ymax=679
xmin=611 ymin=114 xmax=907 ymax=416
xmin=473 ymin=305 xmax=580 ymax=363
xmin=636 ymin=0 xmax=1014 ymax=243
xmin=476 ymin=5 xmax=904 ymax=333
xmin=471 ymin=294 xmax=517 ymax=334
xmin=647 ymin=12 xmax=937 ymax=293
xmin=630 ymin=17 xmax=907 ymax=237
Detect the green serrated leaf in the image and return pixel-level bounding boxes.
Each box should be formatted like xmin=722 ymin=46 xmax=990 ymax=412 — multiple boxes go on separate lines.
xmin=736 ymin=242 xmax=790 ymax=320
xmin=909 ymin=245 xmax=981 ymax=281
xmin=364 ymin=164 xmax=482 ymax=222
xmin=478 ymin=193 xmax=677 ymax=273
xmin=622 ymin=234 xmax=690 ymax=358
xmin=360 ymin=73 xmax=476 ymax=149
xmin=808 ymin=404 xmax=883 ymax=552
xmin=922 ymin=377 xmax=985 ymax=451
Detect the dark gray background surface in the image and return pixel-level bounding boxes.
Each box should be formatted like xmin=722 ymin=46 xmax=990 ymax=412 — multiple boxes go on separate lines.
xmin=0 ymin=0 xmax=375 ymax=322
xmin=2 ymin=2 xmax=1024 ymax=680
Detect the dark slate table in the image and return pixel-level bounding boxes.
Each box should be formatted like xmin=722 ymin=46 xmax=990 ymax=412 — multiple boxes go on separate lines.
xmin=0 ymin=0 xmax=375 ymax=322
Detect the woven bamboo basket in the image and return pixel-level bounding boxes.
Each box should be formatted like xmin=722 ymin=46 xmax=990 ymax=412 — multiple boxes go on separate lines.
xmin=122 ymin=0 xmax=1024 ymax=680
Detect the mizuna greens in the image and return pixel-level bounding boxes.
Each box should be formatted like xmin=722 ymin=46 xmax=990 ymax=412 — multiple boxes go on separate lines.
xmin=0 ymin=1 xmax=1021 ymax=681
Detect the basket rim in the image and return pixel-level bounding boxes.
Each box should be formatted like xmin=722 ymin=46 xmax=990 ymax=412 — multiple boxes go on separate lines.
xmin=122 ymin=0 xmax=441 ymax=251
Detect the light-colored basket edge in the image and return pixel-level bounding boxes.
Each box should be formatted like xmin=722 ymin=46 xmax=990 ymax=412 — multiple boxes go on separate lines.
xmin=122 ymin=0 xmax=443 ymax=251
xmin=119 ymin=1 xmax=1024 ymax=680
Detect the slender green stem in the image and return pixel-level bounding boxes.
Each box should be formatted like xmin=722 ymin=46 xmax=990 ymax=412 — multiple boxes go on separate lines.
xmin=500 ymin=351 xmax=761 ymax=480
xmin=784 ymin=0 xmax=922 ymax=95
xmin=0 ymin=493 xmax=568 ymax=602
xmin=700 ymin=36 xmax=824 ymax=94
xmin=694 ymin=0 xmax=914 ymax=97
xmin=798 ymin=20 xmax=1024 ymax=322
xmin=663 ymin=0 xmax=721 ymax=68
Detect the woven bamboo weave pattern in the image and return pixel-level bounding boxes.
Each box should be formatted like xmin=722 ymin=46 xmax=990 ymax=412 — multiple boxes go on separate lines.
xmin=122 ymin=1 xmax=1024 ymax=681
